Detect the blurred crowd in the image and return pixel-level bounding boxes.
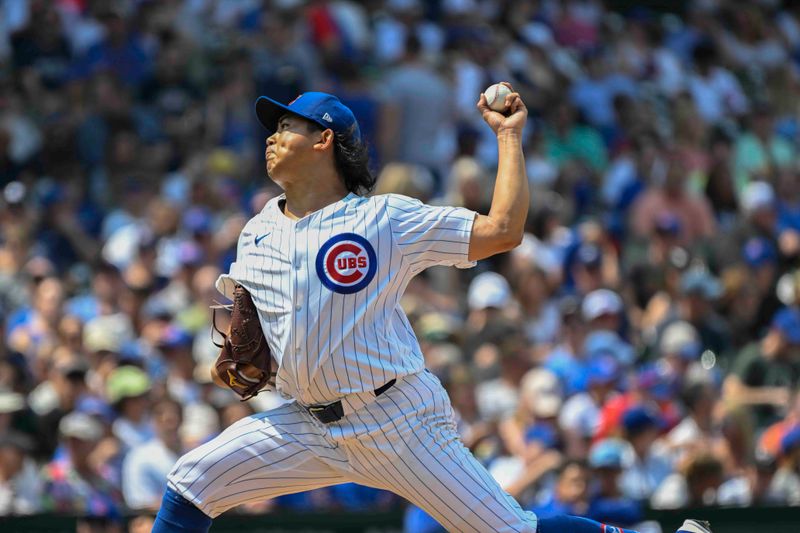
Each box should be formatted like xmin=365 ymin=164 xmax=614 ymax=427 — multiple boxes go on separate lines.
xmin=2 ymin=0 xmax=800 ymax=531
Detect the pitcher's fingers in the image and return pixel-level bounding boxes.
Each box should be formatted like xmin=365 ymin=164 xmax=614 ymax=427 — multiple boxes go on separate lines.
xmin=510 ymin=95 xmax=525 ymax=113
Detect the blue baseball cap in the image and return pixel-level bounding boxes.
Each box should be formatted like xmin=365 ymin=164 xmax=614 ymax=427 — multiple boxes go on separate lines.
xmin=158 ymin=325 xmax=194 ymax=349
xmin=772 ymin=307 xmax=800 ymax=344
xmin=622 ymin=405 xmax=663 ymax=435
xmin=583 ymin=330 xmax=635 ymax=367
xmin=781 ymin=425 xmax=800 ymax=455
xmin=589 ymin=439 xmax=628 ymax=469
xmin=655 ymin=212 xmax=681 ymax=235
xmin=636 ymin=363 xmax=674 ymax=400
xmin=524 ymin=422 xmax=559 ymax=449
xmin=255 ymin=92 xmax=362 ymax=142
xmin=76 ymin=394 xmax=115 ymax=424
xmin=575 ymin=242 xmax=603 ymax=269
xmin=586 ymin=355 xmax=619 ymax=386
xmin=680 ymin=268 xmax=722 ymax=300
xmin=742 ymin=237 xmax=777 ymax=268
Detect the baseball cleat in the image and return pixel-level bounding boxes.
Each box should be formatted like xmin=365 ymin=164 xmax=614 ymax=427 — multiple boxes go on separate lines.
xmin=676 ymin=519 xmax=712 ymax=533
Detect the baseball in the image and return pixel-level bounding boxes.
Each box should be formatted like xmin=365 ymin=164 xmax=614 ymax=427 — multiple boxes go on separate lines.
xmin=484 ymin=83 xmax=512 ymax=112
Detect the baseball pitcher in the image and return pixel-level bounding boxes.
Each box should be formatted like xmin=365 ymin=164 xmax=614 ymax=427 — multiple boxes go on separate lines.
xmin=152 ymin=85 xmax=645 ymax=533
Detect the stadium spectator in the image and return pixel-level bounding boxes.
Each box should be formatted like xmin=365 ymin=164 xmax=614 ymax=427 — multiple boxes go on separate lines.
xmin=529 ymin=459 xmax=590 ymax=519
xmin=2 ymin=0 xmax=800 ymax=526
xmin=122 ymin=397 xmax=183 ymax=511
xmin=0 ymin=430 xmax=40 ymax=515
xmin=40 ymin=412 xmax=122 ymax=518
xmin=618 ymin=406 xmax=672 ymax=501
xmin=586 ymin=439 xmax=644 ymax=527
xmin=105 ymin=366 xmax=154 ymax=452
xmin=725 ymin=307 xmax=800 ymax=427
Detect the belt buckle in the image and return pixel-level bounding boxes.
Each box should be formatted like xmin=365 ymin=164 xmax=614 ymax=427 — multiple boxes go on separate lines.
xmin=307 ymin=401 xmax=343 ymax=424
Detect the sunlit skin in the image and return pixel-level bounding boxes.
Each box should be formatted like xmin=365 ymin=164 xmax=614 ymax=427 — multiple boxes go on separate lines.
xmin=264 ymin=114 xmax=346 ymax=220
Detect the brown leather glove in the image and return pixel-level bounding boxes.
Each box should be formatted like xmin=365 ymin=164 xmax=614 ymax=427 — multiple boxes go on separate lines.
xmin=212 ymin=284 xmax=275 ymax=400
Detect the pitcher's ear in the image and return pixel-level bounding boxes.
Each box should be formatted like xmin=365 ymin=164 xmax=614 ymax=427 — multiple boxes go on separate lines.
xmin=314 ymin=129 xmax=335 ymax=151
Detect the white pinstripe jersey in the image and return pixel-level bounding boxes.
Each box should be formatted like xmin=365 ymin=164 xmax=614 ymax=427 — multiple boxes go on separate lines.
xmin=216 ymin=192 xmax=477 ymax=406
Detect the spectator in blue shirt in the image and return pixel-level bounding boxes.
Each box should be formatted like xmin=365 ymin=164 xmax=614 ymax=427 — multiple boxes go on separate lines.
xmin=529 ymin=459 xmax=590 ymax=519
xmin=587 ymin=439 xmax=644 ymax=527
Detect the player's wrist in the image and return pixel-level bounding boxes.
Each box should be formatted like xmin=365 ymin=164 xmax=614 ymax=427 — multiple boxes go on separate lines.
xmin=496 ymin=129 xmax=522 ymax=143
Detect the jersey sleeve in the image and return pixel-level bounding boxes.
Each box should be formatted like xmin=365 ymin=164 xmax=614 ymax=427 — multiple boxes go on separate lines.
xmin=384 ymin=194 xmax=477 ymax=270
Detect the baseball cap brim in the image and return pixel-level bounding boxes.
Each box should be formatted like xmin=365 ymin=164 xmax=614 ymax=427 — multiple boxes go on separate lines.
xmin=255 ymin=96 xmax=327 ymax=133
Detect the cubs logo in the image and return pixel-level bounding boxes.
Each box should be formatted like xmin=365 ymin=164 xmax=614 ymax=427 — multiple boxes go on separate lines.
xmin=316 ymin=233 xmax=376 ymax=294
xmin=602 ymin=526 xmax=618 ymax=533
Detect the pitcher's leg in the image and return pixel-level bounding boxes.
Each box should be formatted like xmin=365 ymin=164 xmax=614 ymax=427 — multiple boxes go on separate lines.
xmin=167 ymin=401 xmax=347 ymax=517
xmin=347 ymin=372 xmax=538 ymax=533
xmin=537 ymin=516 xmax=639 ymax=533
xmin=152 ymin=488 xmax=212 ymax=533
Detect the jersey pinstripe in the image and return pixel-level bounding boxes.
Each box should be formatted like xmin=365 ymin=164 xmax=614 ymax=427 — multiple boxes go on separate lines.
xmin=216 ymin=192 xmax=477 ymax=406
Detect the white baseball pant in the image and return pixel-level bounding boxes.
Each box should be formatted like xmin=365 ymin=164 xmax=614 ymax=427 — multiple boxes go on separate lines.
xmin=168 ymin=370 xmax=538 ymax=532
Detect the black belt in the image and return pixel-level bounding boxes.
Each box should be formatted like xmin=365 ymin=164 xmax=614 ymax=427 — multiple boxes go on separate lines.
xmin=306 ymin=379 xmax=396 ymax=424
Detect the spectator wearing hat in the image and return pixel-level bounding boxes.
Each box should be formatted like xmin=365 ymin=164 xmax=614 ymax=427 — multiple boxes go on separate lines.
xmin=542 ymin=295 xmax=587 ymax=397
xmin=586 ymin=439 xmax=644 ymax=528
xmin=559 ymin=356 xmax=620 ymax=458
xmin=81 ymin=313 xmax=136 ymax=378
xmin=617 ymin=405 xmax=672 ymax=501
xmin=594 ymin=363 xmax=681 ymax=443
xmin=558 ymin=289 xmax=635 ymax=376
xmin=658 ymin=321 xmax=711 ymax=389
xmin=568 ymin=242 xmax=606 ymax=297
xmin=158 ymin=325 xmax=201 ymax=405
xmin=725 ymin=307 xmax=800 ymax=427
xmin=152 ymin=239 xmax=206 ymax=319
xmin=739 ymin=236 xmax=783 ymax=338
xmin=499 ymin=368 xmax=563 ymax=461
xmin=123 ymin=397 xmax=184 ymax=511
xmin=655 ymin=268 xmax=733 ymax=365
xmin=40 ymin=412 xmax=123 ymax=518
xmin=182 ymin=206 xmax=215 ymax=257
xmin=0 ymin=431 xmax=41 ymax=515
xmin=32 ymin=356 xmax=89 ymax=460
xmin=106 ymin=365 xmax=154 ymax=452
xmin=712 ymin=181 xmax=778 ymax=270
xmin=463 ymin=272 xmax=524 ymax=378
xmin=581 ymin=288 xmax=625 ymax=337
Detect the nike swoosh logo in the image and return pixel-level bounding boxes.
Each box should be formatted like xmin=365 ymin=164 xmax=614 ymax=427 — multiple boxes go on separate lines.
xmin=254 ymin=233 xmax=270 ymax=246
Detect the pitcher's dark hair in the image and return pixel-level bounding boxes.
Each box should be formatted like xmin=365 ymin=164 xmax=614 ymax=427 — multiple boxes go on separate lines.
xmin=309 ymin=122 xmax=376 ymax=195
